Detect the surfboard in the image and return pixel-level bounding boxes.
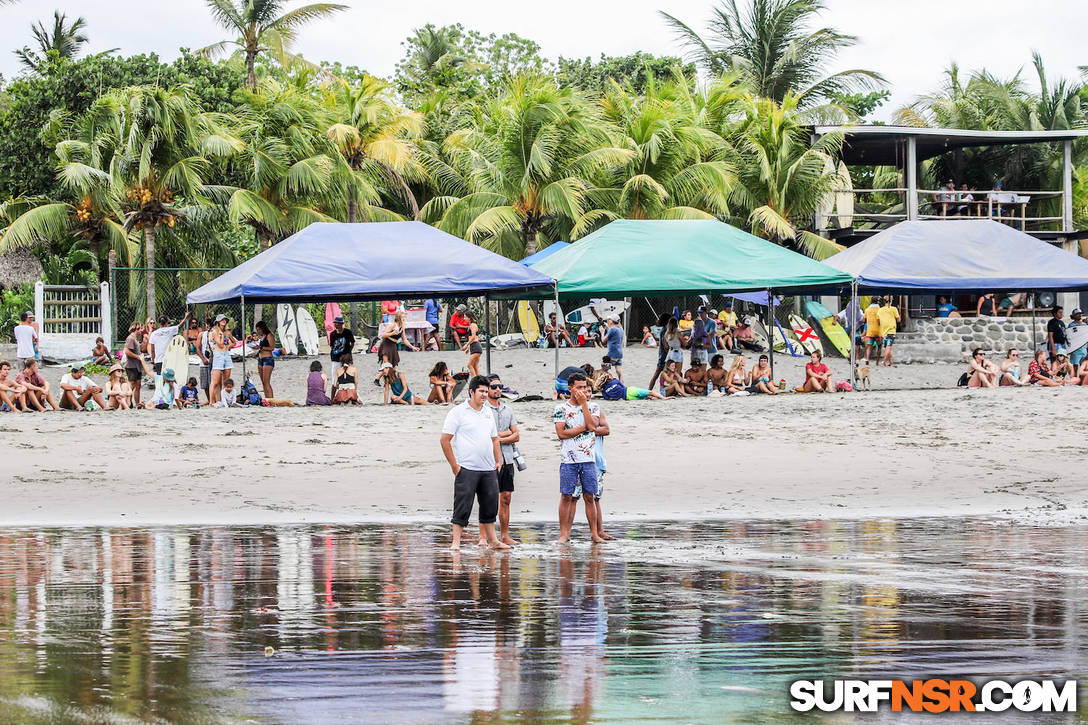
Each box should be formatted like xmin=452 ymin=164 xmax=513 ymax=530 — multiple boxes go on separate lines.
xmin=516 ymin=301 xmax=540 ymax=344
xmin=1065 ymin=323 xmax=1088 ymax=354
xmin=789 ymin=313 xmax=823 ymax=355
xmin=489 ymin=332 xmax=529 ymax=350
xmin=163 ymin=334 xmax=189 ymax=382
xmin=835 ymin=160 xmax=854 ymax=228
xmin=277 ymin=304 xmax=298 ymax=355
xmin=542 ymin=300 xmax=564 ymax=326
xmin=806 ymin=301 xmax=851 ymax=358
xmin=566 ymin=300 xmax=629 ymax=325
xmin=295 ymin=306 xmax=320 ymax=356
xmin=754 ymin=316 xmax=787 ymax=353
xmin=323 ymin=302 xmax=342 ymax=341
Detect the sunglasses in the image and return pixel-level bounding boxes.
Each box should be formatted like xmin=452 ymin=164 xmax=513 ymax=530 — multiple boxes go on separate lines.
xmin=489 ymin=383 xmax=502 ymax=389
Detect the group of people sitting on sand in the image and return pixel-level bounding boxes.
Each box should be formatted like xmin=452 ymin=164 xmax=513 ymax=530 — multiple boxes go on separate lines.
xmin=966 ymin=347 xmax=1088 ymax=388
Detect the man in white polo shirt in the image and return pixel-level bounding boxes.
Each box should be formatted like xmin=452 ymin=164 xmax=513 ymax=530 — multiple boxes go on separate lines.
xmin=440 ymin=375 xmax=510 ymax=552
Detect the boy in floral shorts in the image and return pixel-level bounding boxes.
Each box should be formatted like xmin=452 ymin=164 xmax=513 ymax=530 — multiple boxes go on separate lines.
xmin=553 ymin=372 xmax=606 ymax=544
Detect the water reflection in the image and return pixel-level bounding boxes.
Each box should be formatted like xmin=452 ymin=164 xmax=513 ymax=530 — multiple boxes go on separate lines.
xmin=0 ymin=519 xmax=1085 ymax=722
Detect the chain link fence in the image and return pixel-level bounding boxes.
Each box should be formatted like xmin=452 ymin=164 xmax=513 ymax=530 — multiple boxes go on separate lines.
xmin=109 ymin=267 xmax=233 ymax=345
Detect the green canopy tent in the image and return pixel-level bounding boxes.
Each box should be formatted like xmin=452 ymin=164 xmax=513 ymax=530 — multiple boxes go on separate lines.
xmin=509 ymin=219 xmax=855 ymax=378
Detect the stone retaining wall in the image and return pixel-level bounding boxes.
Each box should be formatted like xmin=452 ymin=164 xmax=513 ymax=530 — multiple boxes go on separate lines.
xmin=912 ymin=317 xmax=1047 ymax=356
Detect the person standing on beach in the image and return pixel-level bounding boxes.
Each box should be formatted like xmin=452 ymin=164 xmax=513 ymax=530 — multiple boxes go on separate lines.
xmin=148 ymin=312 xmax=190 ymax=376
xmin=554 ymin=372 xmax=605 ymax=544
xmin=440 ymin=375 xmax=509 ymax=551
xmin=123 ymin=322 xmax=152 ymax=409
xmin=13 ymin=312 xmax=37 ymax=361
xmin=423 ymin=299 xmax=442 ymax=351
xmin=196 ymin=315 xmax=214 ymax=404
xmin=209 ymin=314 xmax=236 ymax=406
xmin=878 ymin=298 xmax=901 ymax=367
xmin=328 ymin=315 xmax=355 ymax=372
xmin=862 ymin=297 xmax=882 ymax=365
xmin=603 ymin=316 xmax=624 ymax=382
xmin=485 ymin=373 xmax=520 ymax=547
xmin=1047 ymin=306 xmax=1068 ymax=361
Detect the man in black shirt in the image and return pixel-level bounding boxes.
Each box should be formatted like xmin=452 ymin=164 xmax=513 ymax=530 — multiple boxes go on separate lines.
xmin=329 ymin=315 xmax=356 ymax=369
xmin=1047 ymin=306 xmax=1068 ymax=360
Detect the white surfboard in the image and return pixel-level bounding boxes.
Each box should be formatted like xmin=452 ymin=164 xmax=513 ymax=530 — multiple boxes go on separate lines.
xmin=788 ymin=313 xmax=823 ymax=355
xmin=489 ymin=332 xmax=529 ymax=350
xmin=1065 ymin=324 xmax=1088 ymax=354
xmin=295 ymin=306 xmax=320 ymax=356
xmin=817 ymin=156 xmax=836 ymax=229
xmin=543 ymin=300 xmax=565 ymax=326
xmin=163 ymin=335 xmax=190 ymax=382
xmin=277 ymin=304 xmax=298 ymax=355
xmin=566 ymin=300 xmax=629 ymax=325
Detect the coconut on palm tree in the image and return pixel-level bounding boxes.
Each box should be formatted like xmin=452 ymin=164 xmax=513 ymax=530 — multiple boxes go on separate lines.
xmin=661 ymin=0 xmax=884 ymax=108
xmin=197 ymin=0 xmax=347 ymax=91
xmin=14 ymin=10 xmax=90 ymax=72
xmin=420 ymin=74 xmax=634 ymax=257
xmin=74 ymin=85 xmax=241 ymax=317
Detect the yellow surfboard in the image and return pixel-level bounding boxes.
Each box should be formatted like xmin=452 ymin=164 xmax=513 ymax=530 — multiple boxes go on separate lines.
xmin=516 ymin=301 xmax=540 ymax=344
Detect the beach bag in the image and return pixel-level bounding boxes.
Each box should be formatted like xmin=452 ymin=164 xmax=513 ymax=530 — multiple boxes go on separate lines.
xmin=956 ymin=372 xmax=969 ymax=387
xmin=240 ymin=378 xmax=262 ymax=406
xmin=835 ymin=380 xmax=853 ymax=392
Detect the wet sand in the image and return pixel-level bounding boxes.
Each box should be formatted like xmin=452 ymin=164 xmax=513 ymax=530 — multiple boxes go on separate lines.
xmin=3 ymin=346 xmax=1087 ymax=528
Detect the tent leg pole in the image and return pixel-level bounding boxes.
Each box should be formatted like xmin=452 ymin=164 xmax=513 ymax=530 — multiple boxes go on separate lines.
xmin=1031 ymin=291 xmax=1037 ymax=350
xmin=554 ymin=284 xmax=561 ymax=380
xmin=241 ymin=295 xmax=247 ymax=381
xmin=766 ymin=288 xmax=774 ymax=380
xmin=484 ymin=294 xmax=491 ymax=375
xmin=849 ymin=283 xmax=857 ymax=374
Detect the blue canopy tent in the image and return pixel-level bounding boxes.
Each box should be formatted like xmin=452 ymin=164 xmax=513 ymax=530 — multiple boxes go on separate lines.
xmin=519 ymin=241 xmax=569 ymax=266
xmin=823 ymin=219 xmax=1088 ymax=292
xmin=823 ymin=219 xmax=1088 ymax=366
xmin=186 ymin=221 xmax=556 ymax=374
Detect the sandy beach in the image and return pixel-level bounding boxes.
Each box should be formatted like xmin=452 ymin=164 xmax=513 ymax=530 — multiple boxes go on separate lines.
xmin=3 ymin=345 xmax=1087 ymax=528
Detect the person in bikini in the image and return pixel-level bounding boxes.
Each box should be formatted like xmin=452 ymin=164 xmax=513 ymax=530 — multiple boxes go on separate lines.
xmin=999 ymin=349 xmax=1028 ymax=386
xmin=332 ymin=353 xmax=361 ymax=404
xmin=1051 ymin=350 xmax=1079 ymax=384
xmin=749 ymin=354 xmax=777 ymax=394
xmin=966 ymin=348 xmax=998 ymax=387
xmin=252 ymin=320 xmax=277 ymax=398
xmin=725 ymin=355 xmax=749 ymax=395
xmin=380 ymin=362 xmax=429 ymax=405
xmin=208 ymin=314 xmax=236 ymax=406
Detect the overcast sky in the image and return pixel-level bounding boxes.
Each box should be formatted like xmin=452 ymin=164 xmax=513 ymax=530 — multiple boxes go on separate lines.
xmin=1 ymin=0 xmax=1084 ymax=120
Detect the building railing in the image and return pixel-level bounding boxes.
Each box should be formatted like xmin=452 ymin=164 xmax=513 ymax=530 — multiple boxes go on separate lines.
xmin=822 ymin=188 xmax=1068 ymax=233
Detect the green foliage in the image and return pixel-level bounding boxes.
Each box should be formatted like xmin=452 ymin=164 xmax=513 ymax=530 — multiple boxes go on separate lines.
xmin=394 ymin=24 xmax=551 ymax=106
xmin=0 ymin=283 xmax=33 ymax=343
xmin=0 ymin=52 xmax=242 ymax=199
xmin=830 ymin=90 xmax=889 ymax=120
xmin=556 ymin=53 xmax=694 ymax=95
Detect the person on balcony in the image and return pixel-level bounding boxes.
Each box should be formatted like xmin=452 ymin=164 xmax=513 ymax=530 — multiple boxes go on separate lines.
xmin=987 ymin=181 xmax=1012 ymax=220
xmin=956 ymin=184 xmax=975 ymax=216
xmin=936 ymin=180 xmax=956 ymax=216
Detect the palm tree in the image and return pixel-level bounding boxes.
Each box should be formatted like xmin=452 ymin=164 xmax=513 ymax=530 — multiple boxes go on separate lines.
xmin=14 ymin=11 xmax=89 ymax=72
xmin=321 ymin=75 xmax=425 ymax=222
xmin=219 ymin=81 xmax=337 ymax=253
xmin=730 ymin=94 xmax=844 ymax=259
xmin=197 ymin=0 xmax=347 ymax=91
xmin=661 ymin=0 xmax=884 ymax=108
xmin=599 ymin=76 xmax=736 ymax=221
xmin=80 ymin=85 xmax=241 ymax=317
xmin=420 ymin=74 xmax=634 ymax=257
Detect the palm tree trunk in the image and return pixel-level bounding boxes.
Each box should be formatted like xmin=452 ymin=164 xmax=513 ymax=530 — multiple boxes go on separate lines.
xmin=525 ymin=230 xmax=538 ymax=257
xmin=145 ymin=223 xmax=156 ymax=320
xmin=246 ymin=50 xmax=258 ymax=91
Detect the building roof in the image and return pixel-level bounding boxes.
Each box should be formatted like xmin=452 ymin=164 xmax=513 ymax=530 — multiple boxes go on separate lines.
xmin=812 ymin=125 xmax=1088 ymax=165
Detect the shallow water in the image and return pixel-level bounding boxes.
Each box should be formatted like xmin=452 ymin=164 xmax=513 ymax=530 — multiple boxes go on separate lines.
xmin=0 ymin=519 xmax=1085 ymax=723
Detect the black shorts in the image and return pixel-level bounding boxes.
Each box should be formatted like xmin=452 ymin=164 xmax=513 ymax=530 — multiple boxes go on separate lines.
xmin=153 ymin=362 xmax=162 ymax=374
xmin=125 ymin=368 xmax=141 ymax=383
xmin=497 ymin=463 xmax=515 ymax=493
xmin=451 ymin=468 xmax=499 ymax=526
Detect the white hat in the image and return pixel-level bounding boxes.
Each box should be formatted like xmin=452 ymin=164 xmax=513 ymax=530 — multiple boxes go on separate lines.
xmin=378 ymin=361 xmax=393 ymax=370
